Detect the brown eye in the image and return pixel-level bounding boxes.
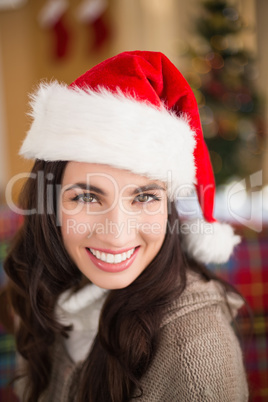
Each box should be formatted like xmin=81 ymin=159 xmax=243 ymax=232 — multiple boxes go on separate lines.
xmin=136 ymin=194 xmax=150 ymax=203
xmin=73 ymin=193 xmax=98 ymax=203
xmin=82 ymin=194 xmax=95 ymax=203
xmin=134 ymin=193 xmax=160 ymax=203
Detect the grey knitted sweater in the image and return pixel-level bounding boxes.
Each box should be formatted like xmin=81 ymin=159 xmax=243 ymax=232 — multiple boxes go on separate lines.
xmin=18 ymin=272 xmax=249 ymax=401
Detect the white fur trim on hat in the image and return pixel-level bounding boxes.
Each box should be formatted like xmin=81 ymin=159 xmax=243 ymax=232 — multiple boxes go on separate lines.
xmin=181 ymin=219 xmax=241 ymax=264
xmin=20 ymin=82 xmax=196 ymax=199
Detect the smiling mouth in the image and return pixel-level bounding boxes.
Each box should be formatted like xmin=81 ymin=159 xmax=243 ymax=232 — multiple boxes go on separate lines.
xmin=87 ymin=247 xmax=136 ymax=264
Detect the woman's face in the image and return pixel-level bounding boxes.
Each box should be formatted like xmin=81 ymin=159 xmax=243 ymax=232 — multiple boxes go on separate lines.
xmin=60 ymin=162 xmax=168 ymax=289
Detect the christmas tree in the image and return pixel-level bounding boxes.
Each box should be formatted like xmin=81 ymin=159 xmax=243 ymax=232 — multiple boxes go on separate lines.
xmin=185 ymin=0 xmax=263 ymax=186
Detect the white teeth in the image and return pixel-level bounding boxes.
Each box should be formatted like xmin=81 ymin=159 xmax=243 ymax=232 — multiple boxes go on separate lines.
xmin=89 ymin=248 xmax=135 ymax=264
xmin=107 ymin=254 xmax=114 ymax=263
xmin=114 ymin=254 xmax=122 ymax=263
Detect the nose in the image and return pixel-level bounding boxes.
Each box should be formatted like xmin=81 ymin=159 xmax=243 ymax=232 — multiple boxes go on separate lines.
xmin=94 ymin=204 xmax=139 ymax=248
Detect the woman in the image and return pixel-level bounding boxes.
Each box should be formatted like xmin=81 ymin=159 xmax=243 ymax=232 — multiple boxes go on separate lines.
xmin=3 ymin=51 xmax=248 ymax=401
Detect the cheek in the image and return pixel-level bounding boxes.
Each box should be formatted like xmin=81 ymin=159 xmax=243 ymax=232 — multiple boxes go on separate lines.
xmin=138 ymin=212 xmax=167 ymax=243
xmin=60 ymin=205 xmax=101 ymax=240
xmin=60 ymin=212 xmax=90 ymax=247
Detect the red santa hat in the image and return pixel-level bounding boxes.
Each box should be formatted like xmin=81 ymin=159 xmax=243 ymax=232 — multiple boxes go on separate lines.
xmin=20 ymin=50 xmax=240 ymax=264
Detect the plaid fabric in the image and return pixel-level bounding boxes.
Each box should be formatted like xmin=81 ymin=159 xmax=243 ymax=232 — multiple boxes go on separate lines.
xmin=0 ymin=209 xmax=267 ymax=401
xmin=213 ymin=226 xmax=268 ymax=402
xmin=0 ymin=326 xmax=18 ymax=402
xmin=0 ymin=208 xmax=21 ymax=401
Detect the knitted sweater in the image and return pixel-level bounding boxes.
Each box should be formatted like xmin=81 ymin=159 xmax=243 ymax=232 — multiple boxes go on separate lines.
xmin=18 ymin=272 xmax=249 ymax=401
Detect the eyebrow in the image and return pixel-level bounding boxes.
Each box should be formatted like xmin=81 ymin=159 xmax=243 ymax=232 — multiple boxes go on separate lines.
xmin=64 ymin=183 xmax=166 ymax=196
xmin=64 ymin=183 xmax=107 ymax=196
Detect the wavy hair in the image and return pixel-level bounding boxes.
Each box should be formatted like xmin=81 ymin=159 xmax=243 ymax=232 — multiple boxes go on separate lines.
xmin=3 ymin=160 xmax=243 ymax=401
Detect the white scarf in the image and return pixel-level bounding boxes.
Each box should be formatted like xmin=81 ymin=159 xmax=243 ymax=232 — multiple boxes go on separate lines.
xmin=56 ymin=284 xmax=108 ymax=363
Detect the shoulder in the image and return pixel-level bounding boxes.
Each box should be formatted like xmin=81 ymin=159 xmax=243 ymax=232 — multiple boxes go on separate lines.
xmin=136 ymin=272 xmax=248 ymax=401
xmin=161 ymin=270 xmax=244 ymax=327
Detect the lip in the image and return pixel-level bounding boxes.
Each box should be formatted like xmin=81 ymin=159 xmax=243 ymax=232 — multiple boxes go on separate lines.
xmin=86 ymin=246 xmax=140 ymax=273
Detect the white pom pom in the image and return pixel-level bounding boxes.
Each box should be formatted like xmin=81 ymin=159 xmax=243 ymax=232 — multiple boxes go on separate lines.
xmin=181 ymin=219 xmax=241 ymax=264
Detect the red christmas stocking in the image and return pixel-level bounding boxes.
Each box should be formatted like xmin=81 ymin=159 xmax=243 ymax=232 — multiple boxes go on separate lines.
xmin=77 ymin=0 xmax=110 ymax=52
xmin=39 ymin=0 xmax=70 ymax=60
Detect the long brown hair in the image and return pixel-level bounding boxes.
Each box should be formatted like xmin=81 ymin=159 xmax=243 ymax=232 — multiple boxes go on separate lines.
xmin=3 ymin=160 xmax=242 ymax=401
